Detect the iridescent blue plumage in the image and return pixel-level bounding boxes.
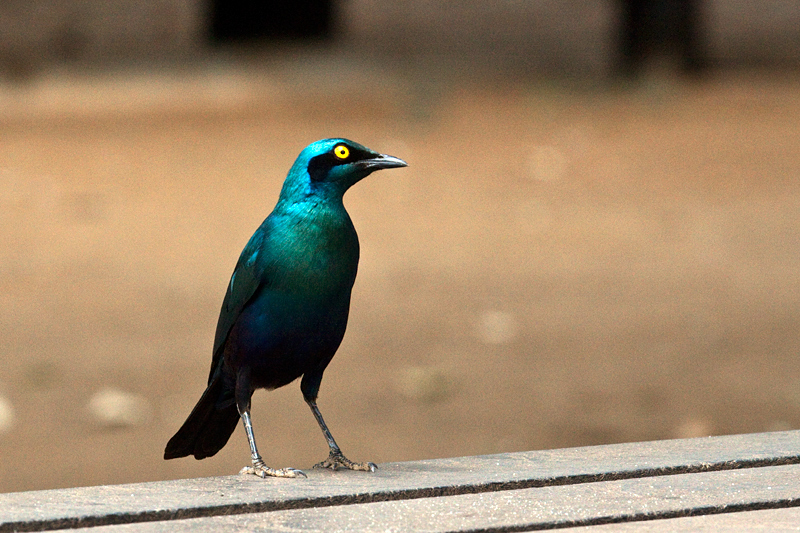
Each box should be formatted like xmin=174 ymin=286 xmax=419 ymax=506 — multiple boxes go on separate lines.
xmin=165 ymin=139 xmax=407 ymax=477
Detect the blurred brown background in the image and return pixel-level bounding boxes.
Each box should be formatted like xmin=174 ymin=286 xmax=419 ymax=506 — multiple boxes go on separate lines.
xmin=1 ymin=1 xmax=799 ymax=493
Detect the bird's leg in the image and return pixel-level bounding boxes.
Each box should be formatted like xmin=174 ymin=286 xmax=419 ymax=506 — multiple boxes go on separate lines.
xmin=237 ymin=411 xmax=305 ymax=478
xmin=306 ymin=399 xmax=377 ymax=472
xmin=236 ymin=370 xmax=305 ymax=479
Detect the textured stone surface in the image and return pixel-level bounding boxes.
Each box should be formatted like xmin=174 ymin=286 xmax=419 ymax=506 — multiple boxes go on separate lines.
xmin=1 ymin=431 xmax=799 ymax=531
xmin=76 ymin=464 xmax=800 ymax=532
xmin=575 ymin=507 xmax=800 ymax=531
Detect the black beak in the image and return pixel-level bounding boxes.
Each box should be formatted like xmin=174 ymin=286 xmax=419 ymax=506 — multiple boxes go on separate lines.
xmin=361 ymin=154 xmax=408 ymax=171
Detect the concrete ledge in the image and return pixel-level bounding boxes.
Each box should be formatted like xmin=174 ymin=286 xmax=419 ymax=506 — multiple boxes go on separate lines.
xmin=2 ymin=430 xmax=799 ymax=532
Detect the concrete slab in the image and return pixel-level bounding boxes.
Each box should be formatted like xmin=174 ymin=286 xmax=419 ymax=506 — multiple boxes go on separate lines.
xmin=72 ymin=464 xmax=800 ymax=532
xmin=575 ymin=506 xmax=800 ymax=531
xmin=1 ymin=430 xmax=798 ymax=531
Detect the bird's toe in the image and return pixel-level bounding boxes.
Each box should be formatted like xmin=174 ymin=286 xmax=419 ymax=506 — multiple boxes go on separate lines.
xmin=314 ymin=452 xmax=377 ymax=472
xmin=240 ymin=463 xmax=306 ymax=479
xmin=276 ymin=467 xmax=307 ymax=478
xmin=239 ymin=465 xmax=260 ymax=477
xmin=348 ymin=460 xmax=378 ymax=472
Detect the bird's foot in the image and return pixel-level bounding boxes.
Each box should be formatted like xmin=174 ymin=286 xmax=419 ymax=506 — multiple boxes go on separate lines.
xmin=240 ymin=459 xmax=306 ymax=479
xmin=314 ymin=451 xmax=377 ymax=472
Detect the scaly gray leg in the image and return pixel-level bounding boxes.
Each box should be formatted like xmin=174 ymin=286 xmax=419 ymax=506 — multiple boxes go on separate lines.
xmin=306 ymin=399 xmax=377 ymax=472
xmin=238 ymin=410 xmax=306 ymax=479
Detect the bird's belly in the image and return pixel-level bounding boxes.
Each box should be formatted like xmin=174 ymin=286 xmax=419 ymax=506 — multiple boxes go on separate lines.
xmin=226 ymin=288 xmax=351 ymax=390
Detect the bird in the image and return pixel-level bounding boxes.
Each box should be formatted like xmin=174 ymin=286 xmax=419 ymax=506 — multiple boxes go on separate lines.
xmin=164 ymin=138 xmax=407 ymax=478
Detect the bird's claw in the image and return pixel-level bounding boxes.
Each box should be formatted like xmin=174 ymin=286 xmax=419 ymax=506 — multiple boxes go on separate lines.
xmin=240 ymin=460 xmax=306 ymax=479
xmin=314 ymin=451 xmax=377 ymax=472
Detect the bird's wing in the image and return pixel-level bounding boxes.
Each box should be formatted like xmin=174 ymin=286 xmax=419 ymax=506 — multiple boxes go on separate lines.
xmin=207 ymin=226 xmax=269 ymax=384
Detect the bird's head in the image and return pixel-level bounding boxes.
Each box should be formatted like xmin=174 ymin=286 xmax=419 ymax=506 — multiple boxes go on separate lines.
xmin=279 ymin=138 xmax=407 ymax=203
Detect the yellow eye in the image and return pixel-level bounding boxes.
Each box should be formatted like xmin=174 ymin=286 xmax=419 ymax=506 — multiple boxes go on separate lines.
xmin=334 ymin=145 xmax=350 ymax=160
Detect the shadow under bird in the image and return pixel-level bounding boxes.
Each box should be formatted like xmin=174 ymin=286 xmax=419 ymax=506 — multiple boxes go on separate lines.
xmin=164 ymin=139 xmax=407 ymax=478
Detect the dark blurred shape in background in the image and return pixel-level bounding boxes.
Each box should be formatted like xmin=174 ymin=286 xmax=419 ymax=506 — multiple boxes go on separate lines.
xmin=618 ymin=0 xmax=705 ymax=76
xmin=209 ymin=0 xmax=334 ymax=43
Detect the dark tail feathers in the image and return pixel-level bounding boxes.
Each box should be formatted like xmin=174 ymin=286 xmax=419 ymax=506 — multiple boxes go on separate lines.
xmin=164 ymin=374 xmax=240 ymax=460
